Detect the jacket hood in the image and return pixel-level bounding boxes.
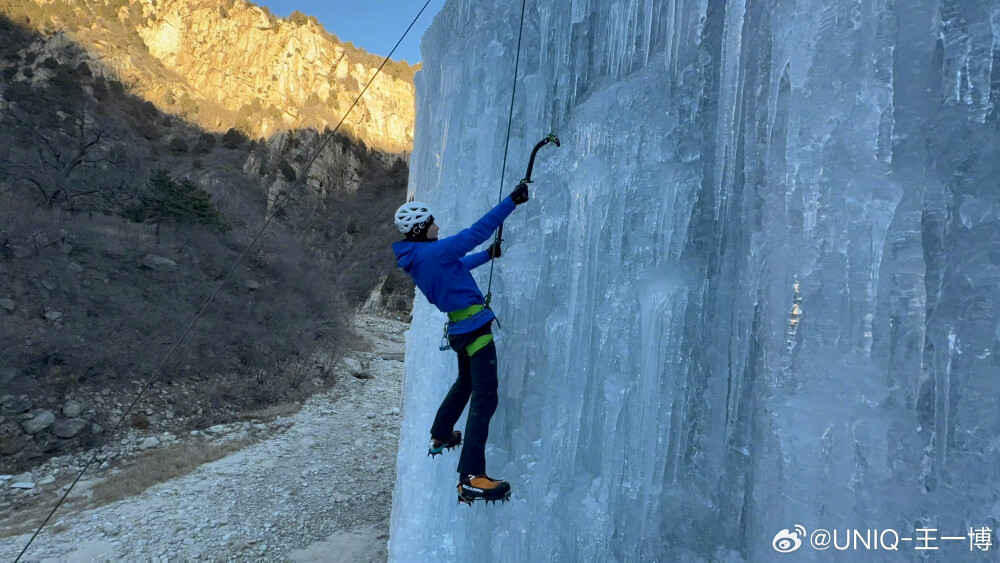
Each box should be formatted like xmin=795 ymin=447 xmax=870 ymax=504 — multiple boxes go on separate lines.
xmin=392 ymin=240 xmax=416 ymax=270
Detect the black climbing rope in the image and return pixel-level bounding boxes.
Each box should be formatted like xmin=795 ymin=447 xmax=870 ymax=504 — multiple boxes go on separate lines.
xmin=14 ymin=2 xmax=435 ymax=560
xmin=482 ymin=2 xmax=561 ymax=310
xmin=483 ymin=0 xmax=529 ymax=308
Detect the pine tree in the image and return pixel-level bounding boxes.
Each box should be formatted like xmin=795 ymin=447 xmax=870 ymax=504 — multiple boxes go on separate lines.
xmin=129 ymin=169 xmax=230 ymax=231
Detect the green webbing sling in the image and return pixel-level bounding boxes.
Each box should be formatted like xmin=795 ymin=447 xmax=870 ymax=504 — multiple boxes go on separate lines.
xmin=465 ymin=334 xmax=494 ymax=356
xmin=447 ymin=304 xmax=485 ymax=322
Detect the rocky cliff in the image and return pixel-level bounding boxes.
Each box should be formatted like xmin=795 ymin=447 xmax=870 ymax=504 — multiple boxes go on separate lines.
xmin=1 ymin=0 xmax=415 ymax=152
xmin=0 ymin=14 xmax=414 ymax=476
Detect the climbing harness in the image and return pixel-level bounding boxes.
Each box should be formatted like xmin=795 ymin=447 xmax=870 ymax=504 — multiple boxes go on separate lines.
xmin=14 ymin=2 xmax=436 ymax=561
xmin=439 ymin=304 xmax=491 ymax=351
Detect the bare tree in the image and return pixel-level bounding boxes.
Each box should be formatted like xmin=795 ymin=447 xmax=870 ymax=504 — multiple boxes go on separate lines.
xmin=1 ymin=97 xmax=133 ymax=210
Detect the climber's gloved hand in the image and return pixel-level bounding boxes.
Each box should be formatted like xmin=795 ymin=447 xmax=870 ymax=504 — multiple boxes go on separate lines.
xmin=486 ymin=240 xmax=502 ymax=259
xmin=509 ymin=183 xmax=529 ymax=205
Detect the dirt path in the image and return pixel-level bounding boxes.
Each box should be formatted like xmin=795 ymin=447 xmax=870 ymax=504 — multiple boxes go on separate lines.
xmin=0 ymin=314 xmax=408 ymax=562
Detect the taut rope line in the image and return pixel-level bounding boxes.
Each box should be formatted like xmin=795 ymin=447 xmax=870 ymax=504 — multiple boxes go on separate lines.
xmin=483 ymin=0 xmax=529 ymax=307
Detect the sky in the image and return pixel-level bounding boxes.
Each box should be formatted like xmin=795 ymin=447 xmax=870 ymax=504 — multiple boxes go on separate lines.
xmin=255 ymin=1 xmax=447 ymax=64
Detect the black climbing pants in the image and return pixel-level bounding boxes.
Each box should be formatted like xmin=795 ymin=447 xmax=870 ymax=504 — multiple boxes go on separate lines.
xmin=430 ymin=324 xmax=498 ymax=476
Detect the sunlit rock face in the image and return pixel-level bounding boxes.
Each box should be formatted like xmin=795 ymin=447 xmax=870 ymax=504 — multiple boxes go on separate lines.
xmin=133 ymin=0 xmax=414 ymax=150
xmin=391 ymin=0 xmax=1000 ymax=561
xmin=7 ymin=0 xmax=414 ymax=151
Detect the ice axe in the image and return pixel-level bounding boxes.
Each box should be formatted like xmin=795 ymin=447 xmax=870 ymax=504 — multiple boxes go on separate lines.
xmin=496 ymin=133 xmax=560 ymax=242
xmin=520 ymin=133 xmax=561 ymax=186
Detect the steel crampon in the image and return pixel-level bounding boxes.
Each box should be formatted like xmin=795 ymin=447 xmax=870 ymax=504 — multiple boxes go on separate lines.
xmin=427 ymin=431 xmax=462 ymax=458
xmin=457 ymin=491 xmax=512 ymax=507
xmin=427 ymin=447 xmax=456 ymax=459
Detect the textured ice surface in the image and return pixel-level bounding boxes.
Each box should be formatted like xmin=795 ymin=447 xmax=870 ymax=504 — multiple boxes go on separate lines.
xmin=390 ymin=1 xmax=1000 ymax=561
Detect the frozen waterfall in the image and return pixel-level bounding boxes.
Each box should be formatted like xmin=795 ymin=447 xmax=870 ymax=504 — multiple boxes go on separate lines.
xmin=390 ymin=1 xmax=1000 ymax=561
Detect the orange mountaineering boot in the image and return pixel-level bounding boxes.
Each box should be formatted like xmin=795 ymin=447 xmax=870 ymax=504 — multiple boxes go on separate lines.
xmin=456 ymin=474 xmax=512 ymax=506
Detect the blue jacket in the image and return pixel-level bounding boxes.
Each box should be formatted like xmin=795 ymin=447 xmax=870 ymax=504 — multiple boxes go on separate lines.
xmin=392 ymin=197 xmax=517 ymax=335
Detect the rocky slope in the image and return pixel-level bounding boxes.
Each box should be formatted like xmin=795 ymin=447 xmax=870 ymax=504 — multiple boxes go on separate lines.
xmin=0 ymin=314 xmax=408 ymax=562
xmin=0 ymin=15 xmax=414 ymax=478
xmin=1 ymin=0 xmax=416 ymax=152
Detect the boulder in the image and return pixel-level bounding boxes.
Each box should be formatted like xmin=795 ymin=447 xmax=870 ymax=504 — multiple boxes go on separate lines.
xmin=342 ymin=357 xmax=362 ymax=372
xmin=0 ymin=298 xmax=15 ymax=313
xmin=21 ymin=410 xmax=55 ymax=434
xmin=139 ymin=436 xmax=160 ymax=450
xmin=142 ymin=254 xmax=177 ymax=270
xmin=43 ymin=311 xmax=63 ymax=321
xmin=62 ymin=400 xmax=83 ymax=417
xmin=340 ymin=357 xmax=364 ymax=376
xmin=51 ymin=418 xmax=89 ymax=438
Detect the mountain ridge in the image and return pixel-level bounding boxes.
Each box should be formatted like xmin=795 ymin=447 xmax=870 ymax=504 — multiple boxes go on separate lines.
xmin=0 ymin=0 xmax=416 ymax=152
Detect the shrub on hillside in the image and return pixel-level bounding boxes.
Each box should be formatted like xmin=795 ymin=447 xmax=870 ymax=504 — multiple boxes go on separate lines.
xmin=126 ymin=169 xmax=229 ymax=232
xmin=48 ymin=64 xmax=85 ymax=106
xmin=168 ymin=137 xmax=188 ymax=153
xmin=177 ymin=93 xmax=198 ymax=117
xmin=91 ymin=78 xmax=107 ymax=100
xmin=221 ymin=127 xmax=246 ymax=149
xmin=134 ymin=119 xmax=161 ymax=141
xmin=278 ymin=158 xmax=296 ymax=182
xmin=0 ymin=203 xmax=346 ymax=458
xmin=288 ymin=10 xmax=310 ymax=26
xmin=139 ymin=100 xmax=158 ymax=120
xmin=193 ymin=132 xmax=216 ymax=154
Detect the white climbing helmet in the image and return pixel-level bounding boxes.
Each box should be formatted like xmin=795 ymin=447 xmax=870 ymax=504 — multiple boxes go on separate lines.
xmin=394 ymin=201 xmax=433 ymax=235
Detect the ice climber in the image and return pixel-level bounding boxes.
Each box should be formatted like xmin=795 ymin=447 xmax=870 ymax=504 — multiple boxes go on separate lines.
xmin=391 ymin=183 xmax=529 ymax=505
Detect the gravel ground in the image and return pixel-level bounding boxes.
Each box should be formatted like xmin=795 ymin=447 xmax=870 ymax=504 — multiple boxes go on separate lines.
xmin=0 ymin=314 xmax=408 ymax=563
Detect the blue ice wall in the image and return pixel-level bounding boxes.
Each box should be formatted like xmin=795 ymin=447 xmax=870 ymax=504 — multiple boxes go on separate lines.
xmin=391 ymin=1 xmax=1000 ymax=561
